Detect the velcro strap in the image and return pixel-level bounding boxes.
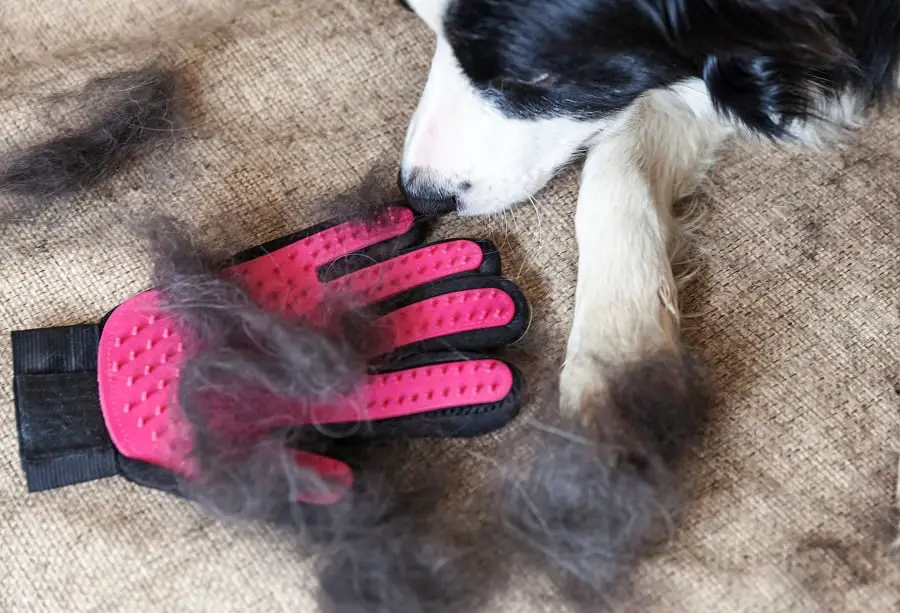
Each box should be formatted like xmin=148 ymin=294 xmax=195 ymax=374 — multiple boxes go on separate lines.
xmin=11 ymin=325 xmax=120 ymax=492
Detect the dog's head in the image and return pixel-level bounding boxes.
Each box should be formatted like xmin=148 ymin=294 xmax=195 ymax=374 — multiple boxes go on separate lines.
xmin=397 ymin=0 xmax=881 ymax=216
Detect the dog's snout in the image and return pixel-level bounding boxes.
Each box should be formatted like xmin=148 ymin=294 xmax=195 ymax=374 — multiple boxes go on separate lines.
xmin=407 ymin=193 xmax=458 ymax=217
xmin=398 ymin=169 xmax=460 ymax=216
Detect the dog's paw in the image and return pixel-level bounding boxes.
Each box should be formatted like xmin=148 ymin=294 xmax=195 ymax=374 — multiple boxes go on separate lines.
xmin=560 ymin=347 xmax=713 ymax=451
xmin=559 ymin=354 xmax=606 ymax=418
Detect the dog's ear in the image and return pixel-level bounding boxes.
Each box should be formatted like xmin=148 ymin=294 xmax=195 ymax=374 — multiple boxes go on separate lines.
xmin=699 ymin=55 xmax=833 ymax=137
xmin=636 ymin=0 xmax=856 ymax=136
xmin=636 ymin=0 xmax=849 ymax=60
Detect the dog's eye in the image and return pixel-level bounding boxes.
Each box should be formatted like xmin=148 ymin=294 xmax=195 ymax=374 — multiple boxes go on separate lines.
xmin=495 ymin=73 xmax=557 ymax=89
xmin=525 ymin=73 xmax=553 ymax=86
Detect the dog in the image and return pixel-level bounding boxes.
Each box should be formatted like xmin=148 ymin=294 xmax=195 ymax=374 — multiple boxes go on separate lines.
xmin=395 ymin=0 xmax=900 ymax=419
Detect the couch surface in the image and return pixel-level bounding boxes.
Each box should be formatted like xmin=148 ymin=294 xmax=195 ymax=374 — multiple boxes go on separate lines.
xmin=1 ymin=2 xmax=898 ymax=611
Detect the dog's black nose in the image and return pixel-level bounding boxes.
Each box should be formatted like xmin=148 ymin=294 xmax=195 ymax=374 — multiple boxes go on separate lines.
xmin=407 ymin=193 xmax=458 ymax=217
xmin=397 ymin=169 xmax=459 ymax=217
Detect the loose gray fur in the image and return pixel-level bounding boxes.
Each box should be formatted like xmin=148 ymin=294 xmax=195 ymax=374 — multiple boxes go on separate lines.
xmin=494 ymin=349 xmax=713 ymax=608
xmin=143 ymin=215 xmax=714 ymax=611
xmin=4 ymin=63 xmax=715 ymax=606
xmin=143 ymin=213 xmax=495 ymax=613
xmin=144 ymin=215 xmax=374 ymax=526
xmin=0 ymin=65 xmax=184 ymax=202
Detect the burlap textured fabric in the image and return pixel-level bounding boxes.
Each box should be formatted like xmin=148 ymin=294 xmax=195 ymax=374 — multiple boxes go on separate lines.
xmin=1 ymin=1 xmax=898 ymax=611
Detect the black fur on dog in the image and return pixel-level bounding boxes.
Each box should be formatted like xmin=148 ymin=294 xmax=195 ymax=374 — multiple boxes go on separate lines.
xmin=414 ymin=0 xmax=900 ymax=136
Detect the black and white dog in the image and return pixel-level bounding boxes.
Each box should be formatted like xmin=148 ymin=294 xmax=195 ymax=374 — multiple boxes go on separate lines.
xmin=396 ymin=0 xmax=900 ymax=417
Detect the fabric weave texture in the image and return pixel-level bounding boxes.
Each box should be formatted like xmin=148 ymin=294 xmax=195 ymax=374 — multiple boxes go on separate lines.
xmin=0 ymin=1 xmax=898 ymax=611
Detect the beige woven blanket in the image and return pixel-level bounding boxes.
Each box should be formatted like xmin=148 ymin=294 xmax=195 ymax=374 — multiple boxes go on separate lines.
xmin=1 ymin=1 xmax=898 ymax=611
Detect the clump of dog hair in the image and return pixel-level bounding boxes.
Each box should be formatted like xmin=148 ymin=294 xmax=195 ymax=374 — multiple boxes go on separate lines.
xmin=141 ymin=214 xmax=495 ymax=613
xmin=312 ymin=164 xmax=405 ymax=220
xmin=313 ymin=466 xmax=495 ymax=613
xmin=0 ymin=65 xmax=185 ymax=203
xmin=309 ymin=163 xmax=430 ymax=266
xmin=143 ymin=215 xmax=378 ymax=525
xmin=134 ymin=177 xmax=714 ymax=610
xmin=494 ymin=348 xmax=713 ymax=607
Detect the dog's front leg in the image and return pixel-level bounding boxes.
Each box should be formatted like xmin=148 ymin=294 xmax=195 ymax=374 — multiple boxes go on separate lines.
xmin=560 ymin=82 xmax=731 ymax=419
xmin=497 ymin=83 xmax=733 ymax=602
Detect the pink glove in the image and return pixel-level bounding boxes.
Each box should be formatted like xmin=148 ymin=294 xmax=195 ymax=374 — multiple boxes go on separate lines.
xmin=12 ymin=204 xmax=530 ymax=508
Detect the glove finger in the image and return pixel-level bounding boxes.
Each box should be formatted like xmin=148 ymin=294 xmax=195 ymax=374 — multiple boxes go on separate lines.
xmin=230 ymin=237 xmax=501 ymax=322
xmin=225 ymin=204 xmax=424 ymax=272
xmin=290 ymin=450 xmax=354 ymax=505
xmin=117 ymin=440 xmax=353 ymax=506
xmin=221 ymin=205 xmax=428 ymax=320
xmin=319 ymin=238 xmax=500 ymax=302
xmin=290 ymin=351 xmax=524 ymax=441
xmin=258 ymin=352 xmax=523 ymax=507
xmin=363 ymin=276 xmax=531 ymax=360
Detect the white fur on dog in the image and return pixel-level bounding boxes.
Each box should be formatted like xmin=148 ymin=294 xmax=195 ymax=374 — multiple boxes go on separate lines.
xmin=560 ymin=80 xmax=736 ymax=411
xmin=401 ymin=0 xmax=867 ymax=413
xmin=402 ymin=38 xmax=602 ymax=216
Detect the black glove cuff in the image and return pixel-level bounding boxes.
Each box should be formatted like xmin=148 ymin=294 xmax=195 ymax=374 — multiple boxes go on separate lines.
xmin=11 ymin=324 xmax=119 ymax=492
